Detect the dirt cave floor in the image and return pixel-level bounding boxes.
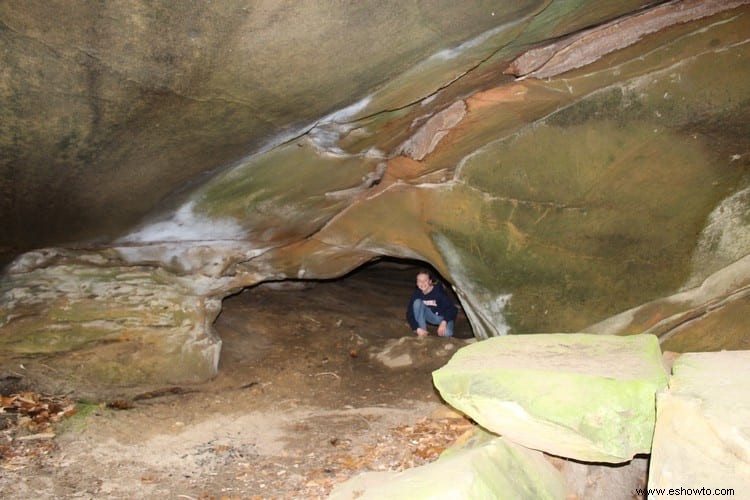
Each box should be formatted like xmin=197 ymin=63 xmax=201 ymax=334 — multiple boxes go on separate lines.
xmin=0 ymin=262 xmax=480 ymax=498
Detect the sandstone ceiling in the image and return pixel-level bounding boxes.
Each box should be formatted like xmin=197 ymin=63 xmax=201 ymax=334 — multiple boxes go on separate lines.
xmin=1 ymin=0 xmax=551 ymax=253
xmin=1 ymin=0 xmax=750 ymax=397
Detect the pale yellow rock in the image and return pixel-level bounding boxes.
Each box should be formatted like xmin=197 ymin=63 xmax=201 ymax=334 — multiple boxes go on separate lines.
xmin=648 ymin=351 xmax=750 ymax=498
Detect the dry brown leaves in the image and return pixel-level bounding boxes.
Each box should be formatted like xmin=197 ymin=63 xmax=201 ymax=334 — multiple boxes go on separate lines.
xmin=0 ymin=392 xmax=77 ymax=467
xmin=391 ymin=416 xmax=475 ymax=462
xmin=302 ymin=415 xmax=474 ymax=495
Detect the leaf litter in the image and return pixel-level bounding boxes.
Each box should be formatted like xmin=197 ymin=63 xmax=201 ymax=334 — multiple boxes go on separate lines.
xmin=1 ymin=391 xmax=77 ymax=468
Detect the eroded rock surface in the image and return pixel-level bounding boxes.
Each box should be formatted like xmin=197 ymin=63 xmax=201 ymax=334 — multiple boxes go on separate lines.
xmin=505 ymin=0 xmax=750 ymax=79
xmin=0 ymin=249 xmax=222 ymax=398
xmin=399 ymin=101 xmax=467 ymax=161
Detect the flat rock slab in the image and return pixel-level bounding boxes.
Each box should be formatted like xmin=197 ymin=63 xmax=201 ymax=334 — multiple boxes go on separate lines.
xmin=329 ymin=430 xmax=566 ymax=500
xmin=432 ymin=333 xmax=668 ymax=463
xmin=648 ymin=350 xmax=750 ymax=497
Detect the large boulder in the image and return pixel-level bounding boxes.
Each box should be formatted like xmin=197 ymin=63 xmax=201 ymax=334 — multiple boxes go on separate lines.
xmin=648 ymin=351 xmax=750 ymax=495
xmin=432 ymin=333 xmax=668 ymax=462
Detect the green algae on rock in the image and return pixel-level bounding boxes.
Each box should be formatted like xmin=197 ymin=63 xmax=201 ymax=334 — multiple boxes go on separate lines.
xmin=432 ymin=333 xmax=668 ymax=463
xmin=435 ymin=10 xmax=750 ymax=332
xmin=193 ymin=138 xmax=383 ymax=246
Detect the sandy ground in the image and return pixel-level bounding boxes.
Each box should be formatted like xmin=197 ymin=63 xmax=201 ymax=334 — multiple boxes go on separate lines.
xmin=0 ymin=262 xmax=477 ymax=498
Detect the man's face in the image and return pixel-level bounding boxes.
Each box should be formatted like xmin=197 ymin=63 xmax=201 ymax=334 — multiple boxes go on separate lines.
xmin=416 ymin=273 xmax=433 ymax=293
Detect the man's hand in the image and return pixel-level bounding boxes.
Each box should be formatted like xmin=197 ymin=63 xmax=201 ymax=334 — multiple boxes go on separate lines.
xmin=416 ymin=328 xmax=429 ymax=337
xmin=437 ymin=321 xmax=448 ymax=337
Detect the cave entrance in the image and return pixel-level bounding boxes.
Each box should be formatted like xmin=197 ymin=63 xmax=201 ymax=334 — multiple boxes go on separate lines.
xmin=211 ymin=257 xmax=474 ymax=407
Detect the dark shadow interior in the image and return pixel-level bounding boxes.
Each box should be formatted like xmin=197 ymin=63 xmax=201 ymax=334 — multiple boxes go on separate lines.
xmin=333 ymin=257 xmax=474 ymax=339
xmin=224 ymin=256 xmax=474 ymax=339
xmin=211 ymin=256 xmax=475 ymax=406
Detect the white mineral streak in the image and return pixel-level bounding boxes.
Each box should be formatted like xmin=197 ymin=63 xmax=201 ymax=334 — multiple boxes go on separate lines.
xmin=112 ymin=201 xmax=271 ymax=280
xmin=116 ymin=201 xmax=261 ymax=254
xmin=308 ymin=95 xmax=373 ymax=156
xmin=118 ymin=201 xmax=246 ymax=243
xmin=434 ymin=233 xmax=511 ymax=338
xmin=428 ymin=20 xmax=521 ymax=61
